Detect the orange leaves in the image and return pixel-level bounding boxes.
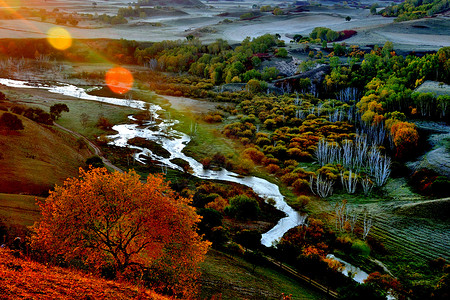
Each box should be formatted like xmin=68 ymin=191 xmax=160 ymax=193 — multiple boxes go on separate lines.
xmin=390 ymin=121 xmax=419 ymax=158
xmin=32 ymin=168 xmax=210 ymax=297
xmin=0 ymin=248 xmax=169 ymax=299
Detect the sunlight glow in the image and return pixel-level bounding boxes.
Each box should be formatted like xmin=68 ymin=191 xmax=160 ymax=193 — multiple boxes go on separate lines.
xmin=0 ymin=1 xmax=21 ymax=11
xmin=105 ymin=67 xmax=134 ymax=94
xmin=47 ymin=27 xmax=72 ymax=50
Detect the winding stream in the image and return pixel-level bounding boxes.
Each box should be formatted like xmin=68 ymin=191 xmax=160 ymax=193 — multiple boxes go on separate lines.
xmin=0 ymin=78 xmax=305 ymax=247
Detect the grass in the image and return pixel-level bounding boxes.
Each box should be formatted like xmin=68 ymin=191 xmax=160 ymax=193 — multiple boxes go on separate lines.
xmin=415 ymin=80 xmax=450 ymax=96
xmin=200 ymin=249 xmax=327 ymax=300
xmin=6 ymin=87 xmax=139 ymax=139
xmin=157 ymin=97 xmax=245 ymax=164
xmin=0 ymin=112 xmax=91 ymax=196
xmin=0 ymin=193 xmax=41 ymax=227
xmin=0 ymin=248 xmax=169 ymax=300
xmin=56 ymin=100 xmax=138 ymax=139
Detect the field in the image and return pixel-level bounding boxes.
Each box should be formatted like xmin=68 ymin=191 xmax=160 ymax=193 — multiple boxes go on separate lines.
xmin=0 ymin=0 xmax=448 ymax=51
xmin=416 ymin=80 xmax=450 ymax=96
xmin=200 ymin=249 xmax=327 ymax=300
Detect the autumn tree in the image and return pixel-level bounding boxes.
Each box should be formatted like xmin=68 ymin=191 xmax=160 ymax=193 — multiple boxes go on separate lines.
xmin=390 ymin=121 xmax=419 ymax=158
xmin=31 ymin=168 xmax=210 ymax=297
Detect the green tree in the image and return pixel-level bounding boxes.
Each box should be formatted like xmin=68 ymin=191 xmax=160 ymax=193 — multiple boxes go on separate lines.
xmin=50 ymin=103 xmax=69 ymax=120
xmin=225 ymin=195 xmax=260 ymax=220
xmin=276 ymin=48 xmax=288 ymax=58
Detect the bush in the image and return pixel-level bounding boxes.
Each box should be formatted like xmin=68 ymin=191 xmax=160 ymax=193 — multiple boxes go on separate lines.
xmin=85 ymin=155 xmax=104 ymax=169
xmin=235 ymin=230 xmax=262 ymax=249
xmin=24 ymin=108 xmax=53 ymax=125
xmin=351 ymin=240 xmax=370 ymax=258
xmin=431 ymin=176 xmax=450 ymax=197
xmin=291 ymin=195 xmax=310 ymax=210
xmin=96 ymin=117 xmax=113 ymax=130
xmin=225 ymin=195 xmax=260 ymax=220
xmin=0 ymin=112 xmax=24 ymax=130
xmin=275 ymin=48 xmax=288 ymax=58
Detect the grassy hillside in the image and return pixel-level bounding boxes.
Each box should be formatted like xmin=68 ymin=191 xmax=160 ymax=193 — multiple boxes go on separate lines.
xmin=0 ymin=193 xmax=41 ymax=226
xmin=0 ymin=111 xmax=91 ymax=195
xmin=200 ymin=250 xmax=326 ymax=300
xmin=0 ymin=249 xmax=169 ymax=300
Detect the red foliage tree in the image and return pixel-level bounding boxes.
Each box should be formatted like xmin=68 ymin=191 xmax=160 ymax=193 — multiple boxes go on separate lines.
xmin=32 ymin=168 xmax=210 ymax=297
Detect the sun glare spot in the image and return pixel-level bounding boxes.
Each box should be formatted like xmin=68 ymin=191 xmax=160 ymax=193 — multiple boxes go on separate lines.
xmin=105 ymin=67 xmax=134 ymax=94
xmin=47 ymin=27 xmax=72 ymax=50
xmin=0 ymin=0 xmax=21 ymax=11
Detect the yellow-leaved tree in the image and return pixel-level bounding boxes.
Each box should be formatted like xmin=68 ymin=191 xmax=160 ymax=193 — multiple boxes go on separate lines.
xmin=32 ymin=168 xmax=210 ymax=297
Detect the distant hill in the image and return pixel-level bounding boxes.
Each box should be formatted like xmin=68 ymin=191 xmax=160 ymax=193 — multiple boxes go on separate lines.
xmin=382 ymin=0 xmax=450 ymax=22
xmin=0 ymin=248 xmax=169 ymax=300
xmin=135 ymin=0 xmax=206 ymax=7
xmin=0 ymin=111 xmax=90 ymax=195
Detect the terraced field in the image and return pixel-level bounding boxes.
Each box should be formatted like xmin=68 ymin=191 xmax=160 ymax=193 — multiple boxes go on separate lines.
xmin=328 ymin=178 xmax=450 ymax=266
xmin=370 ymin=205 xmax=450 ymax=263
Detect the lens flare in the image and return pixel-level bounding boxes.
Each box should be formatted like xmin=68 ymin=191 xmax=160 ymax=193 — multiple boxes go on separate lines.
xmin=105 ymin=67 xmax=134 ymax=94
xmin=47 ymin=27 xmax=72 ymax=50
xmin=0 ymin=0 xmax=21 ymax=11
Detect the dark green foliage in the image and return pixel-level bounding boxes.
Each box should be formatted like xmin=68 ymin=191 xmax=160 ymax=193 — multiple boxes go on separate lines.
xmin=50 ymin=103 xmax=69 ymax=120
xmin=431 ymin=176 xmax=450 ymax=197
xmin=310 ymin=27 xmax=340 ymax=42
xmin=293 ymin=34 xmax=303 ymax=43
xmin=23 ymin=108 xmax=53 ymax=125
xmin=382 ymin=0 xmax=450 ymax=21
xmin=225 ymin=195 xmax=260 ymax=220
xmin=85 ymin=155 xmax=104 ymax=169
xmin=198 ymin=208 xmax=223 ymax=231
xmin=244 ymin=250 xmax=265 ymax=272
xmin=197 ymin=208 xmax=227 ymax=247
xmin=338 ymin=283 xmax=385 ymax=300
xmin=193 ymin=193 xmax=221 ymax=208
xmin=235 ymin=230 xmax=262 ymax=249
xmin=0 ymin=112 xmax=24 ymax=130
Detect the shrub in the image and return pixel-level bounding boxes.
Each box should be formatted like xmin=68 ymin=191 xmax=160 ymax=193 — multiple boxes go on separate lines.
xmin=85 ymin=155 xmax=104 ymax=169
xmin=0 ymin=112 xmax=24 ymax=130
xmin=96 ymin=117 xmax=113 ymax=130
xmin=291 ymin=195 xmax=310 ymax=210
xmin=235 ymin=230 xmax=262 ymax=249
xmin=351 ymin=240 xmax=370 ymax=257
xmin=266 ymin=163 xmax=281 ymax=174
xmin=225 ymin=195 xmax=260 ymax=220
xmin=24 ymin=108 xmax=53 ymax=125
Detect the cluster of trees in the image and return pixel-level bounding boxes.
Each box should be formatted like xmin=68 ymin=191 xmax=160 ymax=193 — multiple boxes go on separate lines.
xmin=381 ymin=0 xmax=450 ymax=21
xmin=6 ymin=103 xmax=69 ymax=125
xmin=134 ymin=34 xmax=284 ymax=84
xmin=96 ymin=13 xmax=128 ymax=25
xmin=310 ymin=27 xmax=341 ymax=43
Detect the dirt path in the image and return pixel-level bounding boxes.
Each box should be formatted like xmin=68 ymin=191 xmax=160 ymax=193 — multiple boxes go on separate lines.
xmin=53 ymin=123 xmax=123 ymax=173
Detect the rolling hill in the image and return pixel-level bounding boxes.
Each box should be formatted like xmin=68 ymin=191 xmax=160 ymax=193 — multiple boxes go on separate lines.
xmin=0 ymin=111 xmax=91 ymax=196
xmin=0 ymin=248 xmax=169 ymax=300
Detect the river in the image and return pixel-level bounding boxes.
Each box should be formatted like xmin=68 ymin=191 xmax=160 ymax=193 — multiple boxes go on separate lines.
xmin=0 ymin=78 xmax=306 ymax=247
